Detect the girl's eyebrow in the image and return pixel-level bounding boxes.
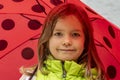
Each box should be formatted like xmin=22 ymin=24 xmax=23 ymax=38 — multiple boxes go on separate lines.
xmin=72 ymin=29 xmax=82 ymax=33
xmin=54 ymin=29 xmax=63 ymax=31
xmin=73 ymin=29 xmax=81 ymax=31
xmin=54 ymin=29 xmax=82 ymax=32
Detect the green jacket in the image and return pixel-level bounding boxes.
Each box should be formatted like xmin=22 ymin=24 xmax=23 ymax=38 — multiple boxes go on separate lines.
xmin=36 ymin=58 xmax=98 ymax=80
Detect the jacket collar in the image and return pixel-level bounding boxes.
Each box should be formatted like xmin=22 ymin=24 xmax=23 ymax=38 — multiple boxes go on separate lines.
xmin=43 ymin=56 xmax=86 ymax=77
xmin=37 ymin=55 xmax=98 ymax=80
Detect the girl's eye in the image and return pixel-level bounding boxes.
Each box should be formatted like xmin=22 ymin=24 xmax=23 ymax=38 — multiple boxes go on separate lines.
xmin=53 ymin=32 xmax=63 ymax=36
xmin=72 ymin=33 xmax=80 ymax=37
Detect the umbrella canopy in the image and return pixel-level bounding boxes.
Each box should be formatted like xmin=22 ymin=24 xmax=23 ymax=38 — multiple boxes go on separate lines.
xmin=0 ymin=0 xmax=120 ymax=80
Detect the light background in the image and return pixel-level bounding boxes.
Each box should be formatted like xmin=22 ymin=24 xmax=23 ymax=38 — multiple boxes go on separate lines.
xmin=81 ymin=0 xmax=120 ymax=28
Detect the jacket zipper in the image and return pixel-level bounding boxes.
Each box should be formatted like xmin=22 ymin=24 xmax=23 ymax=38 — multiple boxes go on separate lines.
xmin=61 ymin=61 xmax=66 ymax=79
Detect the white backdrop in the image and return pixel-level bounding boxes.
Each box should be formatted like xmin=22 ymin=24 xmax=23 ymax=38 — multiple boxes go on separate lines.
xmin=81 ymin=0 xmax=120 ymax=28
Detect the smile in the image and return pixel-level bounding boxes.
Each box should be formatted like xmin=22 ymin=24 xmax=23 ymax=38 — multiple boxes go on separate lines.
xmin=57 ymin=49 xmax=76 ymax=51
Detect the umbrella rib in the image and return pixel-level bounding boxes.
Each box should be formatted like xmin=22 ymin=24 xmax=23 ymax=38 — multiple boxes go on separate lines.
xmin=95 ymin=39 xmax=120 ymax=65
xmin=20 ymin=13 xmax=31 ymax=20
xmin=0 ymin=13 xmax=46 ymax=18
xmin=35 ymin=0 xmax=47 ymax=15
xmin=41 ymin=0 xmax=52 ymax=9
xmin=0 ymin=33 xmax=40 ymax=60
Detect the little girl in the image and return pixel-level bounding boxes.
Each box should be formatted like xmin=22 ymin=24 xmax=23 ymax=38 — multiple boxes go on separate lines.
xmin=20 ymin=3 xmax=108 ymax=80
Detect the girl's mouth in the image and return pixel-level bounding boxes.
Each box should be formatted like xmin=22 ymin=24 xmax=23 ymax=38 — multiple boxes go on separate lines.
xmin=57 ymin=49 xmax=76 ymax=52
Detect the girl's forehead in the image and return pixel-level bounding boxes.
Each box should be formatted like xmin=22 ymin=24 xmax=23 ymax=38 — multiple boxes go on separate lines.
xmin=54 ymin=15 xmax=84 ymax=31
xmin=57 ymin=15 xmax=82 ymax=24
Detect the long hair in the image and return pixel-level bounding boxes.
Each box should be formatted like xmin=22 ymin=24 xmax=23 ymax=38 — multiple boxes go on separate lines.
xmin=38 ymin=3 xmax=106 ymax=79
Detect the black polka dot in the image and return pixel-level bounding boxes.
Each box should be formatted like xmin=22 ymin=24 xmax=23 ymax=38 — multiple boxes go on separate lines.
xmin=108 ymin=25 xmax=115 ymax=39
xmin=28 ymin=20 xmax=42 ymax=30
xmin=50 ymin=0 xmax=63 ymax=6
xmin=0 ymin=40 xmax=8 ymax=51
xmin=103 ymin=36 xmax=112 ymax=48
xmin=32 ymin=4 xmax=45 ymax=13
xmin=21 ymin=47 xmax=34 ymax=60
xmin=0 ymin=4 xmax=4 ymax=9
xmin=12 ymin=0 xmax=24 ymax=2
xmin=2 ymin=19 xmax=15 ymax=30
xmin=85 ymin=7 xmax=97 ymax=15
xmin=107 ymin=65 xmax=116 ymax=79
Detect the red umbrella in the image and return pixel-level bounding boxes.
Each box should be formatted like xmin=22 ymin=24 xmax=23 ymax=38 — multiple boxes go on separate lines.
xmin=0 ymin=0 xmax=120 ymax=80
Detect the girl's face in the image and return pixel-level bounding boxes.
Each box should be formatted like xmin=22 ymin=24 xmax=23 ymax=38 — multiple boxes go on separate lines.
xmin=48 ymin=15 xmax=85 ymax=61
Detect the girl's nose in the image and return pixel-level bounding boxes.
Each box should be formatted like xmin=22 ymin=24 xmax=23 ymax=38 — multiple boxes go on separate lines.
xmin=62 ymin=36 xmax=72 ymax=47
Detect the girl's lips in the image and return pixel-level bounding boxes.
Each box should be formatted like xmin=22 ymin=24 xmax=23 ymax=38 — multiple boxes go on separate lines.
xmin=57 ymin=49 xmax=76 ymax=51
